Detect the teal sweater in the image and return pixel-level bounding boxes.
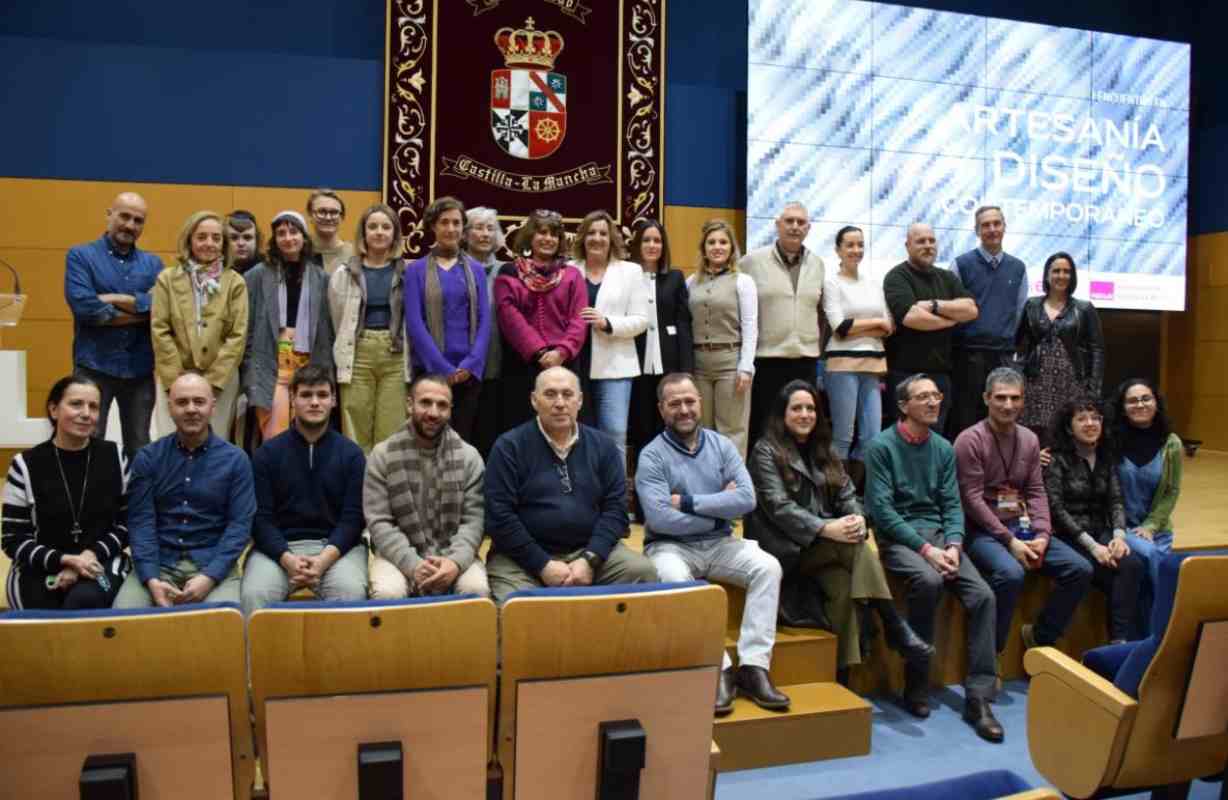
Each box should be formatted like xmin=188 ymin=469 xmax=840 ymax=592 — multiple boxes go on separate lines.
xmin=865 ymin=425 xmax=964 ymax=552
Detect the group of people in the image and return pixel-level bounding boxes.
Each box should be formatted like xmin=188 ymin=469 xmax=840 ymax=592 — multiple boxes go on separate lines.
xmin=0 ymin=190 xmax=1180 ymax=744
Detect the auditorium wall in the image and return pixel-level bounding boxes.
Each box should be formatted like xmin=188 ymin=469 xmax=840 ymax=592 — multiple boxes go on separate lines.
xmin=0 ymin=0 xmax=1224 ymax=461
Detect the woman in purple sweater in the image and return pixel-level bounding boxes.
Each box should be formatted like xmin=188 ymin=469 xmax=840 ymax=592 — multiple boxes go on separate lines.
xmin=495 ymin=209 xmax=588 ymax=432
xmin=403 ymin=196 xmax=492 ymax=443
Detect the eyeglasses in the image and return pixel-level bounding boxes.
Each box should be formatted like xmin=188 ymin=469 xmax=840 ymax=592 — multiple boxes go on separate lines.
xmin=312 ymin=208 xmax=343 ymax=220
xmin=555 ymin=462 xmax=573 ymax=494
xmin=1124 ymin=396 xmax=1155 ymax=407
xmin=911 ymin=391 xmax=944 ymax=403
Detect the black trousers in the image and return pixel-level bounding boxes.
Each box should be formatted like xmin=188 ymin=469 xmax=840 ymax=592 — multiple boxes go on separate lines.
xmin=749 ymin=356 xmax=819 ymax=452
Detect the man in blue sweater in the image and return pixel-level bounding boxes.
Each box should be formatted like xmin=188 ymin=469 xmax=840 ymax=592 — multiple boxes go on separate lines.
xmin=239 ymin=365 xmax=368 ymax=614
xmin=636 ymin=372 xmax=788 ymax=715
xmin=865 ymin=373 xmax=1002 ymax=742
xmin=485 ymin=367 xmax=656 ymax=603
xmin=948 ymin=206 xmax=1028 ymax=436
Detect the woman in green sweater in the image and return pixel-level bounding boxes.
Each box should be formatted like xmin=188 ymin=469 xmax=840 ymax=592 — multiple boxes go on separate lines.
xmin=1108 ymin=378 xmax=1181 ymax=558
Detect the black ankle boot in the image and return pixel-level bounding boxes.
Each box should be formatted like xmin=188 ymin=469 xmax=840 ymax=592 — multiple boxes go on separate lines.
xmin=855 ymin=602 xmax=879 ymax=658
xmin=872 ymin=599 xmax=934 ymax=663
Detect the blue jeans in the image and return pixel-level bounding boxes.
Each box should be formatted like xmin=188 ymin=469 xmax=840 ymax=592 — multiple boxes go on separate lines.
xmin=76 ymin=364 xmax=154 ymax=459
xmin=965 ymin=529 xmax=1093 ymax=651
xmin=1125 ymin=531 xmax=1171 ymax=635
xmin=826 ymin=371 xmax=882 ymax=461
xmin=588 ymin=377 xmax=633 ymax=460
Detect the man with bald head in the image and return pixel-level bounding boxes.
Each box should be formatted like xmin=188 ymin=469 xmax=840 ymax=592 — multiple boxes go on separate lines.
xmin=882 ymin=223 xmax=978 ymax=434
xmin=484 ymin=366 xmax=657 ymax=603
xmin=64 ymin=192 xmax=165 ymax=457
xmin=739 ymin=202 xmax=826 ymax=449
xmin=114 ymin=372 xmax=255 ymax=607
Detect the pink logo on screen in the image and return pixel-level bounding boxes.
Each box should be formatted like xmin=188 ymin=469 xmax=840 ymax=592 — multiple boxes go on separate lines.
xmin=1089 ymin=281 xmax=1115 ymax=301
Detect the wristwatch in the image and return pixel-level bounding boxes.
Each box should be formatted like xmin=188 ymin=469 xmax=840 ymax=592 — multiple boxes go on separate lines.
xmin=582 ymin=550 xmax=605 ymax=572
xmin=930 ymin=299 xmax=940 ymax=316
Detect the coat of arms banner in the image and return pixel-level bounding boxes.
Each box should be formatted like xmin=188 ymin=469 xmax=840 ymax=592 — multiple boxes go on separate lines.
xmin=383 ymin=0 xmax=666 ymax=254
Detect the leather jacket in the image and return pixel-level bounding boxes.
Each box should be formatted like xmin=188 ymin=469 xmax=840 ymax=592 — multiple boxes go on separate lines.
xmin=1015 ymin=296 xmax=1105 ymax=396
xmin=744 ymin=438 xmax=862 ymax=574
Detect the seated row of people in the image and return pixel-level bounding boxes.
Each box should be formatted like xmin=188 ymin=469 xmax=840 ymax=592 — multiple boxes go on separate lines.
xmin=2 ymin=364 xmax=1176 ymax=743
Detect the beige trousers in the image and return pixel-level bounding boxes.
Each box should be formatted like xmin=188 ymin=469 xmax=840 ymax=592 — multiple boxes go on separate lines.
xmin=694 ymin=347 xmax=751 ymax=458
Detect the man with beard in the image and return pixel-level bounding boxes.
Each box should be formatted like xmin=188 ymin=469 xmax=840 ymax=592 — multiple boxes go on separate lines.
xmin=636 ymin=372 xmax=788 ymax=716
xmin=239 ymin=365 xmax=369 ymax=614
xmin=882 ymin=223 xmax=978 ymax=435
xmin=484 ymin=366 xmax=656 ymax=602
xmin=865 ymin=373 xmax=1002 ymax=742
xmin=225 ymin=210 xmax=263 ymax=275
xmin=114 ymin=372 xmax=255 ymax=607
xmin=365 ymin=374 xmax=490 ymax=597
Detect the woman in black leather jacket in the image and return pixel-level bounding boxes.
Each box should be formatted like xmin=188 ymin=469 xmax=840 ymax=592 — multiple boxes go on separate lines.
xmin=744 ymin=379 xmax=930 ymax=678
xmin=1016 ymin=252 xmax=1105 ymax=442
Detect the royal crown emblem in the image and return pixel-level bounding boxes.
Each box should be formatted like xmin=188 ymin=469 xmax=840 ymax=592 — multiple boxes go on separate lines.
xmin=490 ymin=18 xmax=567 ymax=160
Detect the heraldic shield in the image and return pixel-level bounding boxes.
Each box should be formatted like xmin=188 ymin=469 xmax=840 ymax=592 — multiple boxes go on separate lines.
xmin=490 ymin=68 xmax=567 ymax=160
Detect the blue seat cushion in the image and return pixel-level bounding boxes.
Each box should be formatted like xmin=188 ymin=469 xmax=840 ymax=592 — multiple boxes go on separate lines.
xmin=505 ymin=580 xmax=707 ymax=601
xmin=0 ymin=601 xmax=241 ymax=620
xmin=1112 ymin=551 xmax=1192 ymax=697
xmin=812 ymin=769 xmax=1032 ymax=799
xmin=264 ymin=594 xmax=480 ymax=612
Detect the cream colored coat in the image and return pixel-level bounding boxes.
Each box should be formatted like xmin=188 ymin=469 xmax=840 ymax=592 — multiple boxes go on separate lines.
xmin=738 ymin=244 xmax=825 ymax=359
xmin=328 ymin=257 xmax=411 ymax=384
xmin=150 ymin=266 xmax=249 ymax=392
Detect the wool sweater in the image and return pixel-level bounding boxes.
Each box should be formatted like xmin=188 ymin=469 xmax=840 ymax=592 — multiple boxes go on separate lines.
xmin=250 ymin=426 xmax=366 ymax=560
xmin=865 ymin=425 xmax=964 ymax=551
xmin=739 ymin=244 xmax=825 ymax=358
xmin=953 ymin=420 xmax=1051 ymax=544
xmin=636 ymin=427 xmax=756 ymax=545
xmin=485 ymin=420 xmax=627 ymax=575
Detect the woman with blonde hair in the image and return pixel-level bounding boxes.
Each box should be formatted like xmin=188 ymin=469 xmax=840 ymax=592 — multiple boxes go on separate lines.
xmin=328 ymin=202 xmax=411 ymax=452
xmin=151 ymin=210 xmax=249 ymax=438
xmin=687 ymin=219 xmax=757 ymax=457
xmin=569 ymin=209 xmax=647 ymax=459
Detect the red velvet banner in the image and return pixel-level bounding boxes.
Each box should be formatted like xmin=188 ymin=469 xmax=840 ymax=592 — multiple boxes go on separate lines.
xmin=383 ymin=0 xmax=665 ymax=254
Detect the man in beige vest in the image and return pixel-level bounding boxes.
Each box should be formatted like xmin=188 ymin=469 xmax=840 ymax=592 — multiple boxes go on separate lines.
xmin=739 ymin=202 xmax=825 ymax=451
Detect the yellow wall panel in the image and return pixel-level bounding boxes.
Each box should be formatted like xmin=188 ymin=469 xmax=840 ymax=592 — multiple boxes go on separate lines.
xmin=0 ymin=248 xmax=174 ymax=322
xmin=1194 ymin=287 xmax=1228 ymax=342
xmin=4 ymin=321 xmax=74 ymax=392
xmin=662 ymin=205 xmax=746 ymax=272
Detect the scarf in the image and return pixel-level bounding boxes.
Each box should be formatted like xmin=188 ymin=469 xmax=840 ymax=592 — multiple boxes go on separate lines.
xmin=184 ymin=259 xmax=223 ymax=330
xmin=1121 ymin=423 xmax=1166 ymax=467
xmin=515 ymin=255 xmax=567 ymax=293
xmin=424 ymin=249 xmax=478 ymax=353
xmin=385 ymin=425 xmax=468 ymax=561
xmin=278 ymin=263 xmax=316 ymax=354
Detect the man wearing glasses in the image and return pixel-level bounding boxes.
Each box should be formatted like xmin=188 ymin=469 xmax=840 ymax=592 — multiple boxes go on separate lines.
xmin=865 ymin=373 xmax=1003 ymax=743
xmin=636 ymin=372 xmax=789 ymax=716
xmin=484 ymin=366 xmax=656 ymax=603
xmin=364 ymin=374 xmax=490 ymax=598
xmin=306 ymin=188 xmax=354 ymax=275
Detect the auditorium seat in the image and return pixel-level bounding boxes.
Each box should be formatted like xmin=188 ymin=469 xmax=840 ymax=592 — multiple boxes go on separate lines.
xmin=247 ymin=595 xmax=497 ymax=800
xmin=497 ymin=581 xmax=726 ymax=800
xmin=1025 ymin=552 xmax=1228 ymax=799
xmin=0 ymin=602 xmax=252 ymax=799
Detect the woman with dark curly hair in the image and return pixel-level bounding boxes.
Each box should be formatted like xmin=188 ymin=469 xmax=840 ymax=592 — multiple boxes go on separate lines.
xmin=744 ymin=379 xmax=931 ymax=675
xmin=1106 ymin=378 xmax=1181 ymax=556
xmin=1016 ymin=252 xmax=1105 ymax=441
xmin=1044 ymin=397 xmax=1147 ymax=643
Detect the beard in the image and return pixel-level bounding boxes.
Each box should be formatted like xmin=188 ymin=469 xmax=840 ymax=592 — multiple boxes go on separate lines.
xmin=412 ymin=416 xmax=445 ymax=443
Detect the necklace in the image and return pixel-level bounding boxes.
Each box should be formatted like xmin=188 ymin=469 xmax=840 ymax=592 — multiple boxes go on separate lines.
xmin=53 ymin=440 xmax=91 ymax=543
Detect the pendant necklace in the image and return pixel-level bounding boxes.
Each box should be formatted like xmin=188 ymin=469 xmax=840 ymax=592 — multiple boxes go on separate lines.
xmin=53 ymin=440 xmax=91 ymax=543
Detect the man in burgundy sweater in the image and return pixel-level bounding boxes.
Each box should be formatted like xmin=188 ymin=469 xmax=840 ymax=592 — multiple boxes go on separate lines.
xmin=954 ymin=367 xmax=1092 ymax=661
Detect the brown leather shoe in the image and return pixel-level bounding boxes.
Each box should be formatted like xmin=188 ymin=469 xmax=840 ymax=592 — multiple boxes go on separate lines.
xmin=715 ymin=667 xmax=736 ymax=716
xmin=735 ymin=665 xmax=790 ymax=710
xmin=897 ymin=690 xmax=931 ymax=719
xmin=963 ymin=697 xmax=1005 ymax=743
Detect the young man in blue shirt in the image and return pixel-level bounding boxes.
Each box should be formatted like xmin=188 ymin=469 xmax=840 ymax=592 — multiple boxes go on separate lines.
xmin=63 ymin=192 xmax=164 ymax=458
xmin=114 ymin=372 xmax=255 ymax=607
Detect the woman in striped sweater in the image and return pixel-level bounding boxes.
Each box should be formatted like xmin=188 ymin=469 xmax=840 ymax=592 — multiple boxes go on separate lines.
xmin=2 ymin=375 xmax=130 ymax=609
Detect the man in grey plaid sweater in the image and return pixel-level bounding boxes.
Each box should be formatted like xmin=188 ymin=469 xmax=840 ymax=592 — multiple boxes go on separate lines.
xmin=363 ymin=374 xmax=490 ymax=598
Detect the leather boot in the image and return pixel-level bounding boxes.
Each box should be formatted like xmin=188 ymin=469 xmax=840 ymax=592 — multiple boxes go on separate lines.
xmin=843 ymin=459 xmax=867 ymax=496
xmin=714 ymin=667 xmax=736 ymax=716
xmin=735 ymin=665 xmax=790 ymax=710
xmin=872 ymin=599 xmax=935 ymax=664
xmin=963 ymin=696 xmax=1005 ymax=742
xmin=777 ymin=576 xmax=829 ymax=630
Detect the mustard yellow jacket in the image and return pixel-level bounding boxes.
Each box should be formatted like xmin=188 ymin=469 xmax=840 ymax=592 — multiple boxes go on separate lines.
xmin=151 ymin=265 xmax=249 ymax=392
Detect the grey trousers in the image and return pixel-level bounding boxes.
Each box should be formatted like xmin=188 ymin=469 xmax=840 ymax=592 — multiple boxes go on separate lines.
xmin=487 ymin=544 xmax=658 ymax=605
xmin=114 ymin=558 xmax=241 ymax=608
xmin=239 ymin=540 xmax=369 ymax=615
xmin=878 ymin=530 xmax=998 ymax=700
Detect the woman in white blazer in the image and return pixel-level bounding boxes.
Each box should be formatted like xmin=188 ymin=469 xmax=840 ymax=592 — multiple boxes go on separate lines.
xmin=571 ymin=209 xmax=649 ymax=462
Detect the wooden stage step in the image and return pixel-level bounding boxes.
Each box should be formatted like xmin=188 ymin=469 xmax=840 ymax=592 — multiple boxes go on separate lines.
xmin=712 ymin=681 xmax=871 ymax=772
xmin=725 ymin=626 xmax=837 ymax=685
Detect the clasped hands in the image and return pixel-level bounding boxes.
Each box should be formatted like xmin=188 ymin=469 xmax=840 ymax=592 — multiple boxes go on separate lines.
xmin=923 ymin=544 xmax=963 ymax=581
xmin=820 ymin=514 xmax=867 ymax=544
xmin=1008 ymin=536 xmax=1047 ymax=570
xmin=413 ymin=555 xmax=461 ymax=595
xmin=49 ymin=550 xmax=105 ymax=591
xmin=147 ymin=574 xmax=216 ymax=607
xmin=539 ymin=557 xmax=594 ymax=587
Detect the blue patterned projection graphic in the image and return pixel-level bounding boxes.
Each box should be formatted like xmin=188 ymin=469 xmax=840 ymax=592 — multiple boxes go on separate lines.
xmin=748 ymin=0 xmax=1191 ymax=310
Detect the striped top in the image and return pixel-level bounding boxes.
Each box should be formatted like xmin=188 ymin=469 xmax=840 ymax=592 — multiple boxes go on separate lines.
xmin=2 ymin=438 xmax=129 ymax=575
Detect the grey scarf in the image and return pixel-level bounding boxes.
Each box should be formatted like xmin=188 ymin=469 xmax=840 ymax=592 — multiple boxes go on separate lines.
xmin=277 ymin=264 xmax=315 ymax=353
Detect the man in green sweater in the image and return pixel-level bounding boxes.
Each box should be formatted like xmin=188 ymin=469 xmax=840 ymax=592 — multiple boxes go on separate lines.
xmin=865 ymin=373 xmax=1003 ymax=743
